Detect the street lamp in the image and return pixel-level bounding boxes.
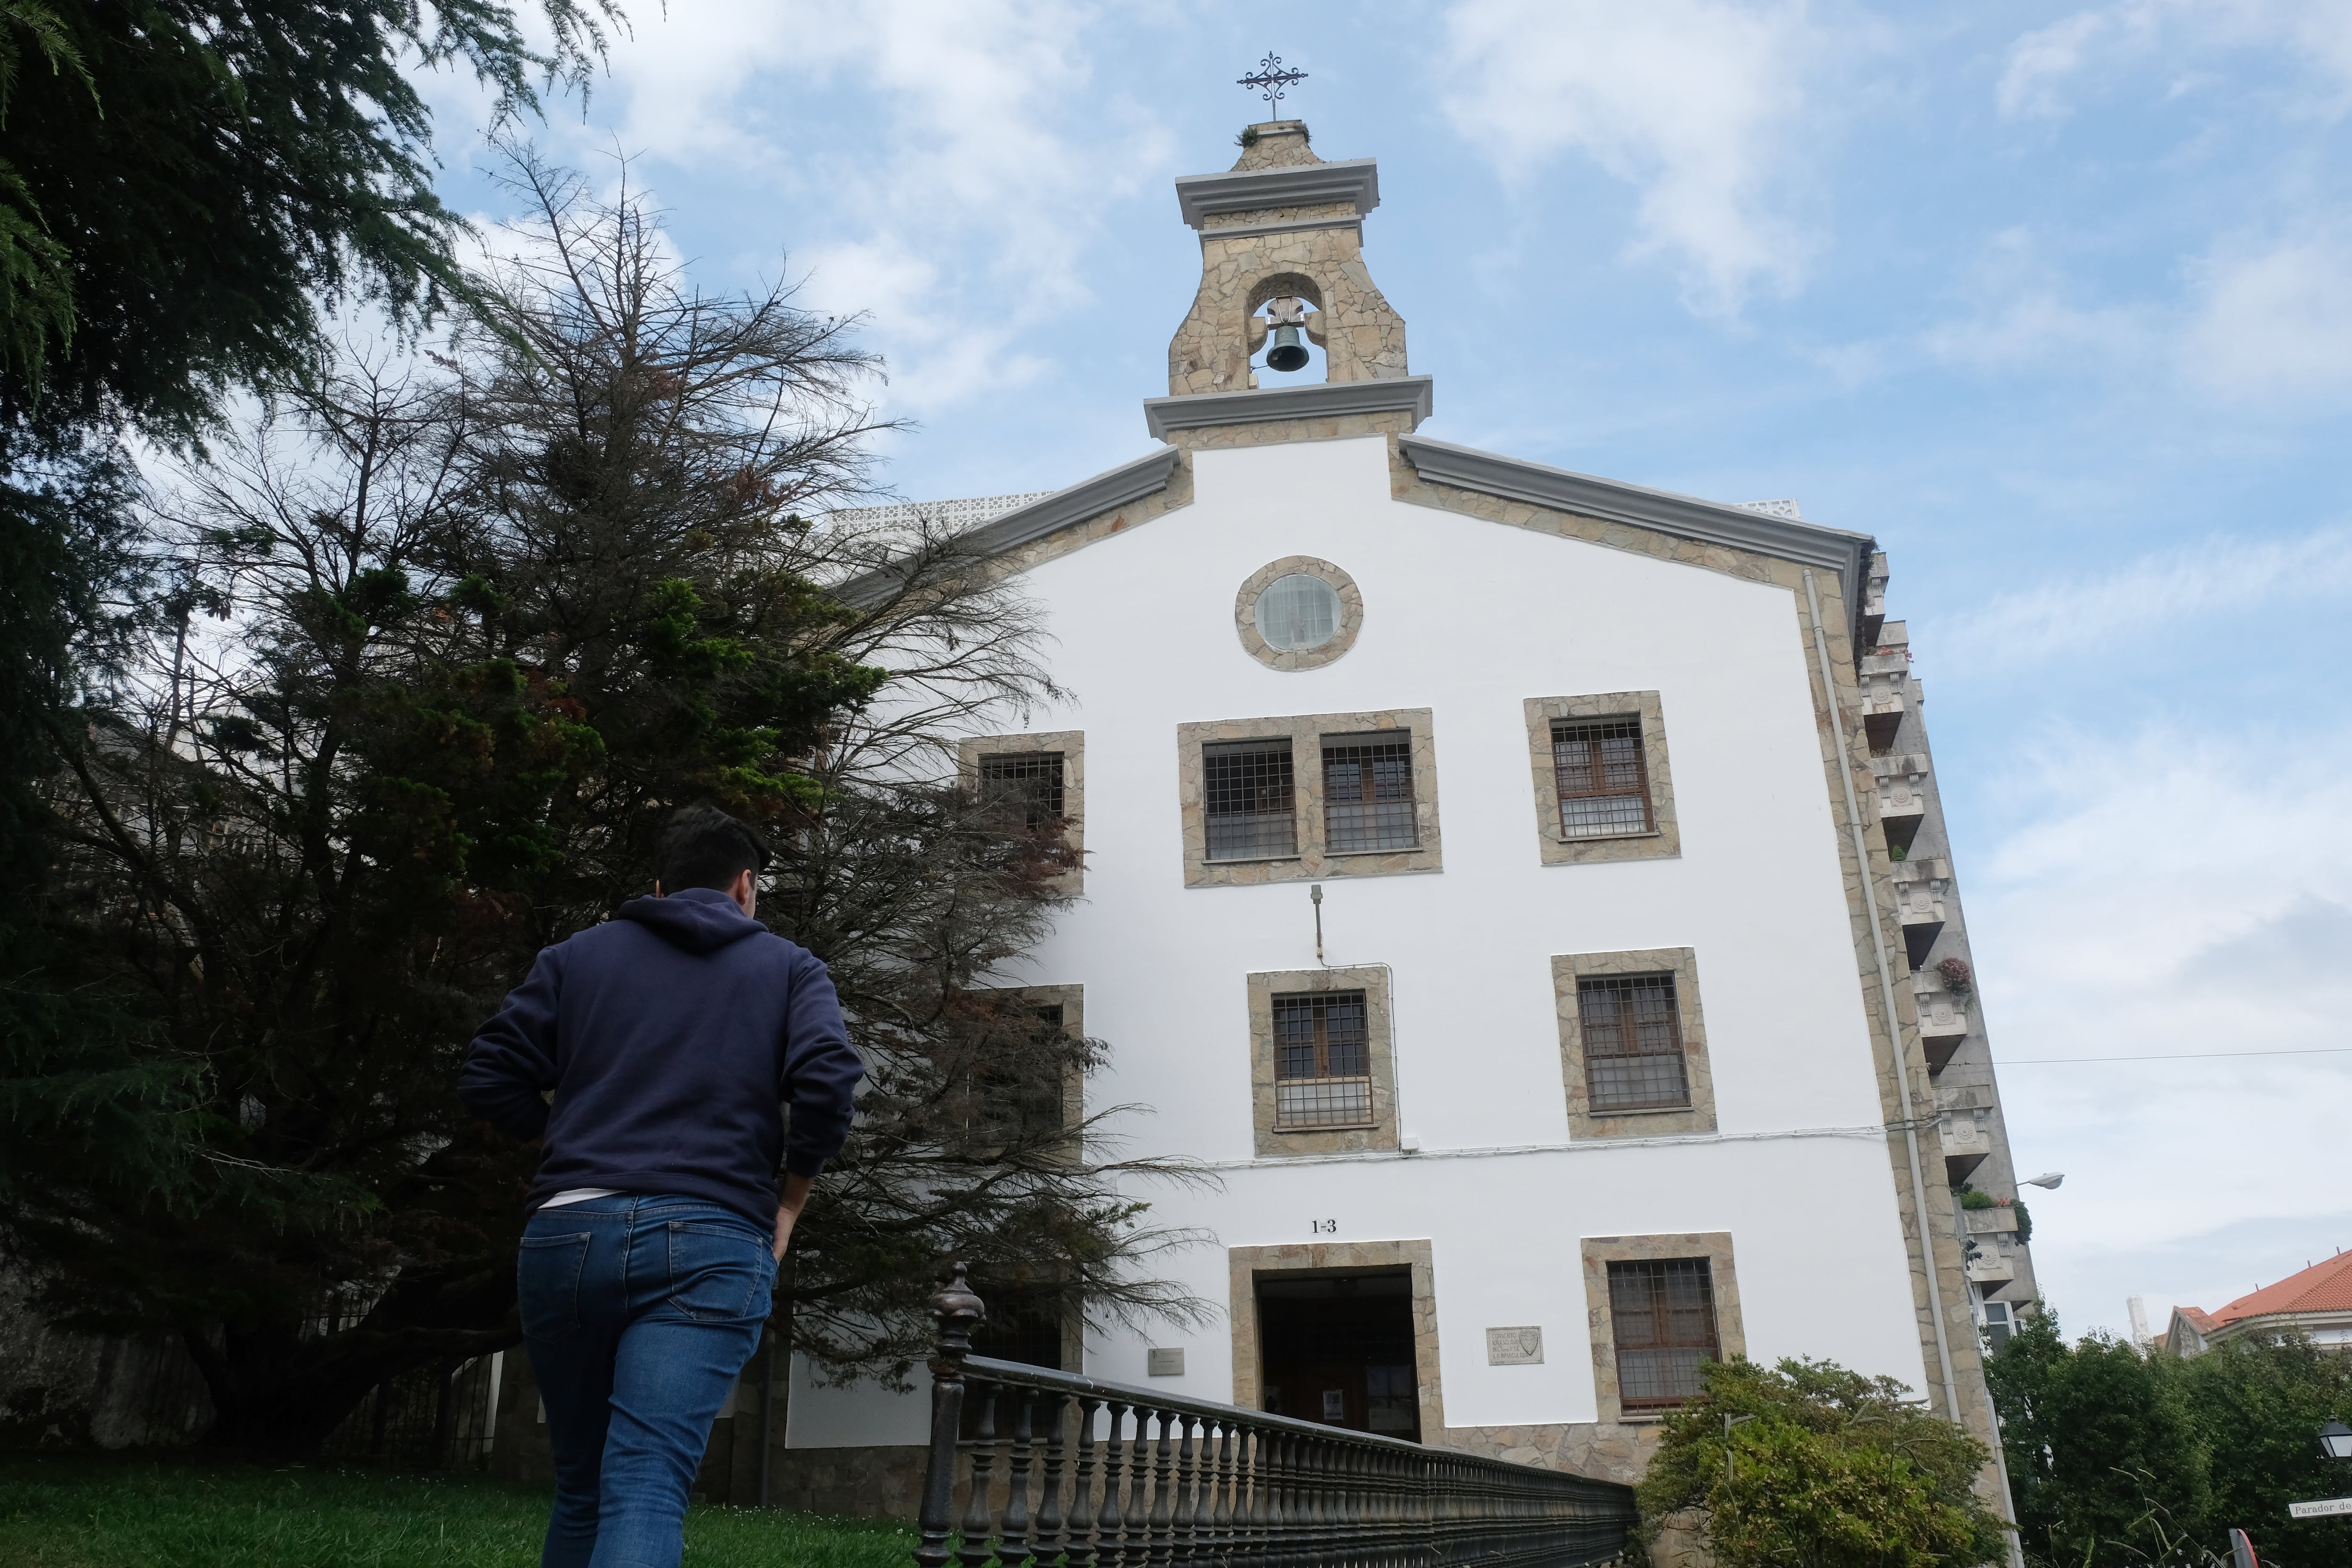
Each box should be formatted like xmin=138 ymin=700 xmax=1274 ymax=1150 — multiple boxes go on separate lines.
xmin=2021 ymin=1172 xmax=2065 ymax=1190
xmin=2321 ymin=1420 xmax=2352 ymax=1461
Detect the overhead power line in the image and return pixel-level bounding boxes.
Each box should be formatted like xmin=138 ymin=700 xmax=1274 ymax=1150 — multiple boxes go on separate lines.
xmin=1994 ymin=1046 xmax=2352 ymax=1065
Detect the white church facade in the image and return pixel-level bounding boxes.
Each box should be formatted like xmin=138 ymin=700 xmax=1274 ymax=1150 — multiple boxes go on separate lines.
xmin=766 ymin=119 xmax=2009 ymax=1511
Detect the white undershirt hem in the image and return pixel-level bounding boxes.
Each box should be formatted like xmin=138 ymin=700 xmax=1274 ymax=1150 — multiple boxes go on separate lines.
xmin=539 ymin=1187 xmax=623 ymax=1209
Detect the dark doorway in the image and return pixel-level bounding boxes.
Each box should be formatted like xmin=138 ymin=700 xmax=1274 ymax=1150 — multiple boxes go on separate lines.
xmin=1255 ymin=1269 xmax=1420 ymax=1441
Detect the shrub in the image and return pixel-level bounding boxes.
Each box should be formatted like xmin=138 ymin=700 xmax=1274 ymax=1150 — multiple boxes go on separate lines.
xmin=1637 ymin=1356 xmax=2007 ymax=1568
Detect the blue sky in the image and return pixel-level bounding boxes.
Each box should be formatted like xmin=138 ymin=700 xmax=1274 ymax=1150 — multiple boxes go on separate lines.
xmin=415 ymin=0 xmax=2352 ymax=1346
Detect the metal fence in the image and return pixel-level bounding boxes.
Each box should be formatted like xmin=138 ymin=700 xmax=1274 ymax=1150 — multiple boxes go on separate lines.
xmin=914 ymin=1266 xmax=1638 ymax=1568
xmin=320 ymin=1352 xmax=504 ymax=1470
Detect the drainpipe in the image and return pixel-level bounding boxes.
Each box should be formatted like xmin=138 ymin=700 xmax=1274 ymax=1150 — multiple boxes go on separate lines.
xmin=1802 ymin=570 xmax=1963 ymax=1425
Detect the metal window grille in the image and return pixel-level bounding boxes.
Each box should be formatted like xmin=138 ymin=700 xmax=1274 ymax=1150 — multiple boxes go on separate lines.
xmin=1552 ymin=718 xmax=1654 ymax=839
xmin=1323 ymin=736 xmax=1418 ymax=853
xmin=1271 ymin=990 xmax=1373 ymax=1127
xmin=966 ymin=1004 xmax=1069 ymax=1146
xmin=1205 ymin=740 xmax=1298 ymax=860
xmin=978 ymin=752 xmax=1066 ymax=831
xmin=1607 ymin=1258 xmax=1719 ymax=1409
xmin=1577 ymin=975 xmax=1690 ymax=1111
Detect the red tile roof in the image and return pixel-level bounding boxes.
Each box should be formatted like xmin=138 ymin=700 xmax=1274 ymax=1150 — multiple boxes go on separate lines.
xmin=2207 ymin=1251 xmax=2352 ymax=1327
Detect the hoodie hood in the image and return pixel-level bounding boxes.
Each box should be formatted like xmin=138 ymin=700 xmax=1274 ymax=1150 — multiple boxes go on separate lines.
xmin=617 ymin=887 xmax=770 ymax=955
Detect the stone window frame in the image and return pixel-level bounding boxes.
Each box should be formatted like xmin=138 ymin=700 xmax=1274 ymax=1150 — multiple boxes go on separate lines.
xmin=972 ymin=982 xmax=1087 ymax=1152
xmin=1580 ymin=1233 xmax=1745 ymax=1425
xmin=1523 ymin=692 xmax=1680 ymax=866
xmin=1234 ymin=555 xmax=1364 ymax=672
xmin=1177 ymin=708 xmax=1442 ymax=888
xmin=1227 ymin=1239 xmax=1444 ymax=1440
xmin=959 ymin=730 xmax=1084 ymax=894
xmin=1246 ymin=966 xmax=1398 ymax=1157
xmin=1551 ymin=948 xmax=1718 ymax=1139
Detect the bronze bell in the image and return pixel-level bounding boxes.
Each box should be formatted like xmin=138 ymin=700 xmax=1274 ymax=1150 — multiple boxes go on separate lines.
xmin=1265 ymin=323 xmax=1309 ymax=372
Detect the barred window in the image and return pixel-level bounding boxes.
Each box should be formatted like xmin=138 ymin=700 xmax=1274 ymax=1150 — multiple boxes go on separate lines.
xmin=960 ymin=1003 xmax=1070 ymax=1149
xmin=1323 ymin=736 xmax=1418 ymax=853
xmin=1608 ymin=1258 xmax=1719 ymax=1409
xmin=978 ymin=752 xmax=1065 ymax=832
xmin=1271 ymin=991 xmax=1373 ymax=1128
xmin=1577 ymin=975 xmax=1690 ymax=1112
xmin=1552 ymin=718 xmax=1654 ymax=839
xmin=1205 ymin=740 xmax=1297 ymax=860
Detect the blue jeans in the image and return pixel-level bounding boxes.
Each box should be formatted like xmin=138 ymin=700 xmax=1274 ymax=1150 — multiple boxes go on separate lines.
xmin=518 ymin=1193 xmax=775 ymax=1568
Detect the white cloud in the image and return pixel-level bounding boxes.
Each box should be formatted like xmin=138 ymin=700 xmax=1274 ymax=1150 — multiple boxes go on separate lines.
xmin=1996 ymin=4 xmax=2161 ymax=121
xmin=1936 ymin=523 xmax=2352 ymax=665
xmin=2181 ymin=232 xmax=2352 ymax=401
xmin=417 ymin=0 xmax=1176 ymax=421
xmin=1967 ymin=720 xmax=2352 ymax=1333
xmin=1997 ymin=0 xmax=2352 ymax=122
xmin=1915 ymin=228 xmax=2156 ymax=377
xmin=1437 ymin=0 xmax=1825 ymax=318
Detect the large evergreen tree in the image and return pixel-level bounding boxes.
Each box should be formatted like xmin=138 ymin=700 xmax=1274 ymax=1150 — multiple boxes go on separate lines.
xmin=0 ymin=0 xmax=621 ymax=1277
xmin=13 ymin=164 xmax=1203 ymax=1453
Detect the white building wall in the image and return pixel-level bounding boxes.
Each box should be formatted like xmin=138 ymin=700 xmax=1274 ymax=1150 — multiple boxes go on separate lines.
xmin=790 ymin=434 xmax=1924 ymax=1446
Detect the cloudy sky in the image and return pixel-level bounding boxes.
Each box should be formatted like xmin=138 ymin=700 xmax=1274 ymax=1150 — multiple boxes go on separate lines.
xmin=415 ymin=0 xmax=2352 ymax=1345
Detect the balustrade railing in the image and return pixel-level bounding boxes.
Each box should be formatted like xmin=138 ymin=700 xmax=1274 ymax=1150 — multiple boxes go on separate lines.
xmin=913 ymin=1265 xmax=1638 ymax=1568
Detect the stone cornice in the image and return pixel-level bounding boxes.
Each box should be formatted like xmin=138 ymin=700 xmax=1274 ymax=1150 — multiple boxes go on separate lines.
xmin=1397 ymin=434 xmax=1878 ymax=622
xmin=1143 ymin=376 xmax=1433 ymax=440
xmin=1175 ymin=159 xmax=1380 ymax=230
xmin=1200 ymin=215 xmax=1365 ymax=244
xmin=834 ymin=446 xmax=1181 ymax=608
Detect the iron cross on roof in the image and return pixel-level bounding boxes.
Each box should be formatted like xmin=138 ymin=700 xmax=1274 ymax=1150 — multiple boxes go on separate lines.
xmin=1238 ymin=52 xmax=1306 ymax=119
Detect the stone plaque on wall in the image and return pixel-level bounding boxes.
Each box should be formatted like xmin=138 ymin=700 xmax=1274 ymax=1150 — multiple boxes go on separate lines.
xmin=1147 ymin=1347 xmax=1185 ymax=1377
xmin=1486 ymin=1326 xmax=1544 ymax=1365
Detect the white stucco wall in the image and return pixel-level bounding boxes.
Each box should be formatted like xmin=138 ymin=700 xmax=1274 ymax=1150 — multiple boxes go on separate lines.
xmin=790 ymin=433 xmax=1925 ymax=1447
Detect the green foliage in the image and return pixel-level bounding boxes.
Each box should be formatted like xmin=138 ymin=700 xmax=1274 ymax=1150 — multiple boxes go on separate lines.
xmin=2014 ymin=1201 xmax=2032 ymax=1243
xmin=2175 ymin=1334 xmax=2352 ymax=1568
xmin=12 ymin=162 xmax=1204 ymax=1454
xmin=1985 ymin=1306 xmax=2214 ymax=1567
xmin=0 ymin=0 xmax=616 ymax=438
xmin=1637 ymin=1356 xmax=2007 ymax=1568
xmin=1961 ymin=1188 xmax=1997 ymax=1210
xmin=0 ymin=1454 xmax=914 ymax=1567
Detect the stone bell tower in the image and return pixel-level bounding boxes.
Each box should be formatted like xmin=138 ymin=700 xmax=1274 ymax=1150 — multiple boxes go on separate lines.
xmin=1165 ymin=121 xmax=1411 ymax=397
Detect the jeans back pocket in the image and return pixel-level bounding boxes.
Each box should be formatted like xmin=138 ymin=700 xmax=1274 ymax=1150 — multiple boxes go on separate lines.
xmin=517 ymin=1231 xmax=593 ymax=1343
xmin=664 ymin=1221 xmax=774 ymax=1323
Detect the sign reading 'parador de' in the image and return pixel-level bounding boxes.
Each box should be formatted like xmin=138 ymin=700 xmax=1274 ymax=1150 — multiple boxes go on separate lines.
xmin=2287 ymin=1496 xmax=2352 ymax=1520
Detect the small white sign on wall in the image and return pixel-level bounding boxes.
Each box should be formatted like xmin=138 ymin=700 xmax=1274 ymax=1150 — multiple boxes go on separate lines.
xmin=1147 ymin=1347 xmax=1185 ymax=1377
xmin=1486 ymin=1326 xmax=1544 ymax=1366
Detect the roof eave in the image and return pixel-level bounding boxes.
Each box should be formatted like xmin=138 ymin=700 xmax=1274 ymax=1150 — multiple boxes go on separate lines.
xmin=1397 ymin=434 xmax=1878 ymax=638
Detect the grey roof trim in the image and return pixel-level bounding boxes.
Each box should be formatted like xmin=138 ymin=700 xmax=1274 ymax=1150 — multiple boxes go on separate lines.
xmin=1200 ymin=215 xmax=1364 ymax=244
xmin=1144 ymin=376 xmax=1433 ymax=440
xmin=835 ymin=446 xmax=1181 ymax=608
xmin=1397 ymin=435 xmax=1878 ymax=625
xmin=1175 ymin=159 xmax=1380 ymax=230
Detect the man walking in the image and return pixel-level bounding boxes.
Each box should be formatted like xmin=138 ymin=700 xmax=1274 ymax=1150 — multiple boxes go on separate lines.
xmin=461 ymin=804 xmax=864 ymax=1568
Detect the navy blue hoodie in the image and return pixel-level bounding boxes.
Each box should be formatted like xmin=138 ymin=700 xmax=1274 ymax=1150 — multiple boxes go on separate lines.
xmin=458 ymin=888 xmax=864 ymax=1226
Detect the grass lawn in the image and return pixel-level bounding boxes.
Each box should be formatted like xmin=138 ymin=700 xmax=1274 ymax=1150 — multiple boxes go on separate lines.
xmin=0 ymin=1453 xmax=915 ymax=1568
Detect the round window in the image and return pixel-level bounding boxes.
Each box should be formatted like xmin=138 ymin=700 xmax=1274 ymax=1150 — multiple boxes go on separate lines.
xmin=1254 ymin=573 xmax=1343 ymax=652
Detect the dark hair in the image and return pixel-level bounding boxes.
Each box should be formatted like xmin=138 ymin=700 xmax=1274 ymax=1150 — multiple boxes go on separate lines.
xmin=654 ymin=804 xmax=770 ymax=893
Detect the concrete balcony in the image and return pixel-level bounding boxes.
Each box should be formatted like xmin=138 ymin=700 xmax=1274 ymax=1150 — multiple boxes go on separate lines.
xmin=1965 ymin=1205 xmax=2021 ymax=1239
xmin=1858 ymin=551 xmax=1888 ymax=650
xmin=1912 ymin=971 xmax=1970 ymax=1074
xmin=1892 ymin=857 xmax=1950 ymax=969
xmin=1872 ymin=753 xmax=1931 ymax=858
xmin=1859 ymin=619 xmax=1909 ymax=753
xmin=1939 ymin=1109 xmax=1991 ymax=1185
xmin=1966 ymin=1247 xmax=2018 ymax=1288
